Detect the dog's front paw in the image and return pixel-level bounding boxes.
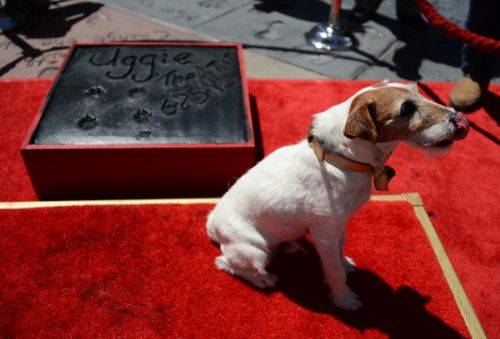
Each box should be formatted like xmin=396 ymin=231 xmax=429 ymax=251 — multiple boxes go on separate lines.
xmin=343 ymin=256 xmax=356 ymax=274
xmin=331 ymin=288 xmax=362 ymax=311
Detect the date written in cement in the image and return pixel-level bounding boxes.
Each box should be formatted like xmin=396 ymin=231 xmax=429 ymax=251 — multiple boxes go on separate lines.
xmin=87 ymin=47 xmax=238 ymax=115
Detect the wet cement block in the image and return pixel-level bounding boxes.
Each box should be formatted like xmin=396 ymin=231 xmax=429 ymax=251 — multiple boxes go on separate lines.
xmin=32 ymin=44 xmax=249 ymax=145
xmin=22 ymin=43 xmax=255 ymax=199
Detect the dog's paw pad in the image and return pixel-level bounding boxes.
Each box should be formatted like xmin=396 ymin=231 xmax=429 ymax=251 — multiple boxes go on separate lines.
xmin=332 ymin=289 xmax=362 ymax=311
xmin=343 ymin=256 xmax=356 ymax=274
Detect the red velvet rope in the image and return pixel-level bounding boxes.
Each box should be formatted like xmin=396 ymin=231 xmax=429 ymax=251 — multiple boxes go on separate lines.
xmin=416 ymin=0 xmax=500 ymax=55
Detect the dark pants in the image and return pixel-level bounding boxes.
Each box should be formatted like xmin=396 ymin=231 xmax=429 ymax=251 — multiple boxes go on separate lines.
xmin=462 ymin=0 xmax=500 ymax=84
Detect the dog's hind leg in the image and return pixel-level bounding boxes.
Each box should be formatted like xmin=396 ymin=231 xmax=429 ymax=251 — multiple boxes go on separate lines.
xmin=215 ymin=242 xmax=278 ymax=289
xmin=206 ymin=211 xmax=221 ymax=243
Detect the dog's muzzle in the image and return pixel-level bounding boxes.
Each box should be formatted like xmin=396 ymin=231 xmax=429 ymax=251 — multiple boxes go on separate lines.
xmin=434 ymin=111 xmax=470 ymax=148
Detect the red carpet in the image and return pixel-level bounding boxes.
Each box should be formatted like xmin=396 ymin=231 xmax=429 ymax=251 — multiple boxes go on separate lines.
xmin=248 ymin=79 xmax=500 ymax=339
xmin=0 ymin=202 xmax=468 ymax=338
xmin=0 ymin=78 xmax=499 ymax=337
xmin=0 ymin=79 xmax=49 ymax=202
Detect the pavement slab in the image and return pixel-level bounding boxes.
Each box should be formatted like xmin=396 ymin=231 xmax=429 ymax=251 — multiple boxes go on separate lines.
xmin=195 ymin=0 xmax=404 ymax=79
xmin=0 ymin=0 xmax=322 ymax=79
xmin=1 ymin=0 xmax=498 ymax=81
xmin=0 ymin=0 xmax=206 ymax=78
xmin=99 ymin=0 xmax=500 ymax=82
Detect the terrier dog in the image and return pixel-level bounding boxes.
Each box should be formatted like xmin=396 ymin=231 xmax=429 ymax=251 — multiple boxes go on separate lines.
xmin=206 ymin=81 xmax=469 ymax=310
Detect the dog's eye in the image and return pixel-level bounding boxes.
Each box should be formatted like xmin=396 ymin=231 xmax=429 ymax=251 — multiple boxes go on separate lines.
xmin=400 ymin=101 xmax=417 ymax=117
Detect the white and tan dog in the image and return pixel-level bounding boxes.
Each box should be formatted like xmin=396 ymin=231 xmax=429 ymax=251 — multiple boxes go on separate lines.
xmin=206 ymin=81 xmax=469 ymax=311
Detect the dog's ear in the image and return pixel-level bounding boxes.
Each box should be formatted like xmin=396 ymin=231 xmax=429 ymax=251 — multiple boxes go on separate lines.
xmin=344 ymin=98 xmax=378 ymax=143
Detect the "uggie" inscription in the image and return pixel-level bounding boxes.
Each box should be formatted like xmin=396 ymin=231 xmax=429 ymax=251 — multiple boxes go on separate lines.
xmin=87 ymin=47 xmax=237 ymax=116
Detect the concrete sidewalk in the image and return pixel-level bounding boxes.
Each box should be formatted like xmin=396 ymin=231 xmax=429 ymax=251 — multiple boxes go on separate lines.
xmin=1 ymin=0 xmax=498 ymax=82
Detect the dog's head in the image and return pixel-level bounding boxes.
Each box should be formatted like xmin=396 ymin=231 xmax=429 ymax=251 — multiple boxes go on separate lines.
xmin=343 ymin=82 xmax=469 ymax=151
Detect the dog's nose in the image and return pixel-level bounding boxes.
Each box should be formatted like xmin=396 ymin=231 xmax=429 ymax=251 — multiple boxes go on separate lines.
xmin=449 ymin=111 xmax=457 ymax=123
xmin=452 ymin=111 xmax=470 ymax=140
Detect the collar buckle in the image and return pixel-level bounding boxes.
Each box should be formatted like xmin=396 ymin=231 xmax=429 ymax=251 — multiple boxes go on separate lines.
xmin=308 ymin=126 xmax=395 ymax=191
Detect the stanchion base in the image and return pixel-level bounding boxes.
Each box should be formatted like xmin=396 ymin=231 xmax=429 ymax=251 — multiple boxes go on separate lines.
xmin=306 ymin=22 xmax=356 ymax=51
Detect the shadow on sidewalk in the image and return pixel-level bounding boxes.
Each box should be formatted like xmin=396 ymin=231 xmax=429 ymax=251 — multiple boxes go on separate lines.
xmin=0 ymin=1 xmax=102 ymax=77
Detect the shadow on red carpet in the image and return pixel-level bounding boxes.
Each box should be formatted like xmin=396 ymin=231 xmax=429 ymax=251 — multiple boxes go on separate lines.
xmin=268 ymin=242 xmax=464 ymax=339
xmin=482 ymin=91 xmax=500 ymax=126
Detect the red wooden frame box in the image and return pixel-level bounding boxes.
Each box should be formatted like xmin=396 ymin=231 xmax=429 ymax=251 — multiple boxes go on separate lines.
xmin=21 ymin=42 xmax=256 ymax=200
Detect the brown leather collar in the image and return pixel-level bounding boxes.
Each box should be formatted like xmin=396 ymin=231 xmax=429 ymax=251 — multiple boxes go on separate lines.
xmin=307 ymin=126 xmax=395 ymax=191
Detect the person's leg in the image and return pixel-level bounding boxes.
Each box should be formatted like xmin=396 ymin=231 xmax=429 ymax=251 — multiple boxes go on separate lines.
xmin=3 ymin=0 xmax=49 ymax=12
xmin=462 ymin=0 xmax=499 ymax=84
xmin=349 ymin=0 xmax=383 ymax=23
xmin=0 ymin=0 xmax=24 ymax=33
xmin=350 ymin=0 xmax=426 ymax=30
xmin=395 ymin=0 xmax=427 ymax=30
xmin=451 ymin=0 xmax=500 ymax=111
